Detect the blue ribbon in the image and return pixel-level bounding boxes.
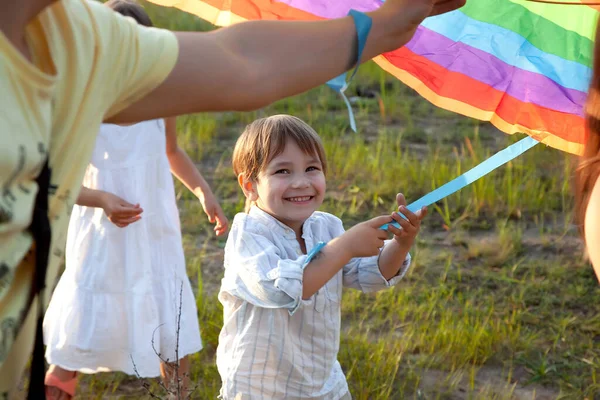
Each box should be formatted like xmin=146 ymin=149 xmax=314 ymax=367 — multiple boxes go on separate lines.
xmin=327 ymin=10 xmax=372 ymax=132
xmin=302 ymin=138 xmax=538 ymax=259
xmin=305 ymin=241 xmax=327 ymax=265
xmin=380 ymin=136 xmax=540 ymax=230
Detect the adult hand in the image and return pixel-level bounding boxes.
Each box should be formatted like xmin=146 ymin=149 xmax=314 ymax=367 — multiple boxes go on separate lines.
xmin=374 ymin=0 xmax=466 ymax=49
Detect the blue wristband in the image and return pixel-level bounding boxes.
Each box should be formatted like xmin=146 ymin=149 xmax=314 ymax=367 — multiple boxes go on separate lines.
xmin=347 ymin=10 xmax=372 ymax=82
xmin=326 ymin=10 xmax=373 ymax=132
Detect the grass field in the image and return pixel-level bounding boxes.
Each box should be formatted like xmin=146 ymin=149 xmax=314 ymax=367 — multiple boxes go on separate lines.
xmin=73 ymin=3 xmax=600 ymax=399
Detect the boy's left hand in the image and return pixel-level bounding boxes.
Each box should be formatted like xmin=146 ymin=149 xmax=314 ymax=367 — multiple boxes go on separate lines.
xmin=387 ymin=193 xmax=427 ymax=246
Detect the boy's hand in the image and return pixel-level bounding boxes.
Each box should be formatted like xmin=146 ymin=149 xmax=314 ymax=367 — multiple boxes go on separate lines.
xmin=100 ymin=192 xmax=143 ymax=228
xmin=386 ymin=193 xmax=427 ymax=246
xmin=339 ymin=215 xmax=392 ymax=258
xmin=199 ymin=193 xmax=229 ymax=236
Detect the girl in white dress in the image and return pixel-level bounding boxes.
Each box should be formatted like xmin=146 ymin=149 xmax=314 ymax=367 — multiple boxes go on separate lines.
xmin=43 ymin=116 xmax=228 ymax=396
xmin=42 ymin=6 xmax=228 ymax=398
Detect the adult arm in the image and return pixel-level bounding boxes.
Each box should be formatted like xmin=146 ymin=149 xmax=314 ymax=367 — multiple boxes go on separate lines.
xmin=107 ymin=0 xmax=465 ymax=123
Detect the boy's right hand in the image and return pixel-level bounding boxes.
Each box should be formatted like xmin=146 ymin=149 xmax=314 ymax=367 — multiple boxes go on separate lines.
xmin=100 ymin=191 xmax=143 ymax=228
xmin=339 ymin=216 xmax=392 ymax=258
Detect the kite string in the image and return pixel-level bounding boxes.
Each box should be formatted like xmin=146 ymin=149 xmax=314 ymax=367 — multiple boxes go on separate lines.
xmin=326 ymin=10 xmax=372 ymax=132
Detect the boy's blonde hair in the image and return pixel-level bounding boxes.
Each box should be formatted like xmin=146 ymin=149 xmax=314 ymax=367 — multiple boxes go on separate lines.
xmin=233 ymin=115 xmax=328 ymax=212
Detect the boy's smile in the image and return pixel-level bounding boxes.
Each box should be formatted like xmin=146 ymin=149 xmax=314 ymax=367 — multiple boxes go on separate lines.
xmin=250 ymin=140 xmax=326 ymax=235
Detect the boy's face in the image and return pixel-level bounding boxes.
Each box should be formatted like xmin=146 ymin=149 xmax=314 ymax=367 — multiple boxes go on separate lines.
xmin=250 ymin=140 xmax=326 ymax=233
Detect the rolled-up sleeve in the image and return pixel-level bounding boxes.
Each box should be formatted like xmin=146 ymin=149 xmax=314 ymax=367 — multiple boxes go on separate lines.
xmin=342 ymin=242 xmax=411 ymax=292
xmin=223 ymin=221 xmax=308 ymax=314
xmin=325 ymin=215 xmax=412 ymax=292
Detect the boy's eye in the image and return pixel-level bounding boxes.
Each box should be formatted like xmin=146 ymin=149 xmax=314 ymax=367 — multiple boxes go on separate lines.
xmin=275 ymin=169 xmax=289 ymax=174
xmin=306 ymin=166 xmax=320 ymax=172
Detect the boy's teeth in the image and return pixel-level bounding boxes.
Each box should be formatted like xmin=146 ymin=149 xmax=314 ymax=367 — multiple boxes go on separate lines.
xmin=289 ymin=196 xmax=310 ymax=202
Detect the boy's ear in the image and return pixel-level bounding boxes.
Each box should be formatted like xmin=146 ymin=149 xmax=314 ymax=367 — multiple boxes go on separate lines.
xmin=238 ymin=173 xmax=258 ymax=202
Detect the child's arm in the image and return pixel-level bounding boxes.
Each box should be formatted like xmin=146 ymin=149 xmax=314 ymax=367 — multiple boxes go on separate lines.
xmin=164 ymin=117 xmax=228 ymax=236
xmin=339 ymin=193 xmax=426 ymax=292
xmin=226 ymin=215 xmax=391 ymax=311
xmin=76 ymin=186 xmax=107 ymax=209
xmin=76 ymin=186 xmax=143 ymax=228
xmin=107 ymin=0 xmax=465 ymax=123
xmin=378 ymin=193 xmax=427 ymax=279
xmin=301 ymin=216 xmax=392 ymax=299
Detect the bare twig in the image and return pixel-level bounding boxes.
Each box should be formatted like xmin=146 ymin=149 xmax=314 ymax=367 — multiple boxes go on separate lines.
xmin=175 ymin=282 xmax=183 ymax=398
xmin=130 ymin=355 xmax=164 ymax=399
xmin=131 ymin=280 xmax=198 ymax=399
xmin=151 ymin=323 xmax=170 ymax=364
xmin=167 ymin=282 xmax=184 ymax=399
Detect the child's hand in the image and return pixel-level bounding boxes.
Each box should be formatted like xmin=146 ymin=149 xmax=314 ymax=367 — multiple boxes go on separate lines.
xmin=387 ymin=193 xmax=427 ymax=246
xmin=100 ymin=192 xmax=143 ymax=228
xmin=199 ymin=193 xmax=229 ymax=236
xmin=340 ymin=215 xmax=392 ymax=258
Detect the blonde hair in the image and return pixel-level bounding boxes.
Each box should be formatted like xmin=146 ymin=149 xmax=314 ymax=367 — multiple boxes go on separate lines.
xmin=232 ymin=115 xmax=327 ymax=212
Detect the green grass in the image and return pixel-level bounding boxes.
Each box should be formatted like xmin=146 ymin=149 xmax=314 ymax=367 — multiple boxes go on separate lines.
xmin=72 ymin=3 xmax=600 ymax=399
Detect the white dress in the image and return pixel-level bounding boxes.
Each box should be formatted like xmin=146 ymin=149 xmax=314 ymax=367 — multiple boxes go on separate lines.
xmin=43 ymin=120 xmax=203 ymax=377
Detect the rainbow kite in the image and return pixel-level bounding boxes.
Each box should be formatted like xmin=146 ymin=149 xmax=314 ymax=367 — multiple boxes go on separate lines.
xmin=148 ymin=0 xmax=598 ymax=155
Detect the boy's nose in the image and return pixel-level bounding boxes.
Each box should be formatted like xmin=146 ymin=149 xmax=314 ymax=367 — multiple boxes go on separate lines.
xmin=291 ymin=176 xmax=310 ymax=188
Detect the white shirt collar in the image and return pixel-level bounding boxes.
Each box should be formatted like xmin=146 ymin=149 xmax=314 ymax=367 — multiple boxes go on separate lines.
xmin=248 ymin=205 xmax=315 ymax=240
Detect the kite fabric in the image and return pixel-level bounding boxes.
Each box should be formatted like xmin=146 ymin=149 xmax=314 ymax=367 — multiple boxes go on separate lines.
xmin=147 ymin=0 xmax=598 ymax=155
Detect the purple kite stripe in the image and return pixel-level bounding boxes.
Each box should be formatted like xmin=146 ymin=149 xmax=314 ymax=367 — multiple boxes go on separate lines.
xmin=405 ymin=26 xmax=586 ymax=116
xmin=276 ymin=0 xmax=585 ymax=115
xmin=276 ymin=0 xmax=381 ymax=19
